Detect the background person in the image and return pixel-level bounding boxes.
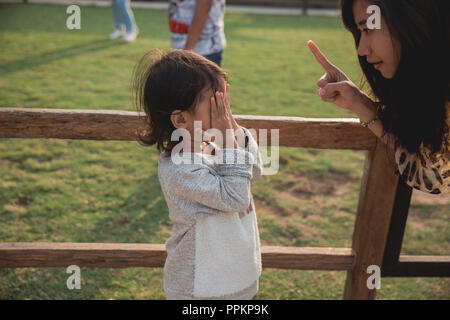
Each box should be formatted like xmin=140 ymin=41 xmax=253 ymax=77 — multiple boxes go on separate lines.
xmin=169 ymin=0 xmax=226 ymax=66
xmin=109 ymin=0 xmax=139 ymax=43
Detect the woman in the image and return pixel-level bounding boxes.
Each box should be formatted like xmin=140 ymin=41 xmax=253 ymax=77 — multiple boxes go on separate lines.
xmin=308 ymin=0 xmax=449 ymax=194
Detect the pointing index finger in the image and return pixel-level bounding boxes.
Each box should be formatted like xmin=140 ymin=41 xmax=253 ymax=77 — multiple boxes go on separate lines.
xmin=307 ymin=40 xmax=335 ymax=72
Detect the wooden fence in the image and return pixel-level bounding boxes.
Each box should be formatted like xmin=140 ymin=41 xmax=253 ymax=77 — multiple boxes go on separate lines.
xmin=0 ymin=107 xmax=448 ymax=299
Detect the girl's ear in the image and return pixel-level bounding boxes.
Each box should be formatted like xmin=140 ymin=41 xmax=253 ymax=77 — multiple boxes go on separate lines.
xmin=170 ymin=110 xmax=188 ymax=129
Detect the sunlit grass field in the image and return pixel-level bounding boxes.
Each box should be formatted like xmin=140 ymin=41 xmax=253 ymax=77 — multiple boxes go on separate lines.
xmin=0 ymin=3 xmax=448 ymax=300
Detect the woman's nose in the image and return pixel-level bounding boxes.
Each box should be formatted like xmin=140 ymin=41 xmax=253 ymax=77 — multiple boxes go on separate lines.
xmin=357 ymin=36 xmax=371 ymax=57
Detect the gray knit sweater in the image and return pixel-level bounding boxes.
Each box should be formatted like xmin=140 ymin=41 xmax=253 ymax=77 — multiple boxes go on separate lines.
xmin=158 ymin=126 xmax=263 ymax=299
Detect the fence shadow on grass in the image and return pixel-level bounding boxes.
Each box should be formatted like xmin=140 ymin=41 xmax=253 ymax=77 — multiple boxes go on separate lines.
xmin=0 ymin=39 xmax=123 ymax=76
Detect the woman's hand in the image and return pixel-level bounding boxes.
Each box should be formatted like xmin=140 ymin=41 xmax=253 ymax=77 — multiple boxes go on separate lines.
xmin=308 ymin=40 xmax=390 ymax=145
xmin=308 ymin=40 xmax=371 ymax=112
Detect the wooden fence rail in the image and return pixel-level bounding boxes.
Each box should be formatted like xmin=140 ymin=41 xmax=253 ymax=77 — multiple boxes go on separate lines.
xmin=0 ymin=108 xmax=448 ymax=300
xmin=0 ymin=108 xmax=376 ymax=149
xmin=0 ymin=243 xmax=355 ymax=270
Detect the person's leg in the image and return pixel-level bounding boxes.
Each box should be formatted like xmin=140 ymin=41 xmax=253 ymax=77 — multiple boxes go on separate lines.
xmin=112 ymin=0 xmax=125 ymax=30
xmin=203 ymin=50 xmax=223 ymax=67
xmin=116 ymin=0 xmax=138 ymax=33
xmin=110 ymin=0 xmax=126 ymax=39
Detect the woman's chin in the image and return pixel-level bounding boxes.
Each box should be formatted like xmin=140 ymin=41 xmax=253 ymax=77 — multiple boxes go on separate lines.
xmin=379 ymin=66 xmax=397 ymax=79
xmin=380 ymin=71 xmax=394 ymax=80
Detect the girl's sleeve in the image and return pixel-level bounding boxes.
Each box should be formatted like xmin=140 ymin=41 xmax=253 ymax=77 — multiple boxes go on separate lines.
xmin=236 ymin=126 xmax=264 ymax=183
xmin=165 ymin=148 xmax=255 ymax=213
xmin=394 ymin=142 xmax=450 ymax=194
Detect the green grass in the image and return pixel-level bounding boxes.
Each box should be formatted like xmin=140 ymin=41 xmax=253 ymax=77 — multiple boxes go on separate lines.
xmin=0 ymin=3 xmax=449 ymax=300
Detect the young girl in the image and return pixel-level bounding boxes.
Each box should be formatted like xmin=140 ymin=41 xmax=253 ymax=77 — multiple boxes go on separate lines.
xmin=133 ymin=49 xmax=263 ymax=300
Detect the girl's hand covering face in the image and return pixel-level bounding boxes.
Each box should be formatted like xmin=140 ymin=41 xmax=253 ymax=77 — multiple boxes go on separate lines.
xmin=210 ymin=84 xmax=236 ymax=148
xmin=196 ymin=83 xmax=237 ymax=150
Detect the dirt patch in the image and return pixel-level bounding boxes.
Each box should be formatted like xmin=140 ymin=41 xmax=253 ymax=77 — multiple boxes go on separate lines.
xmin=254 ymin=199 xmax=319 ymax=244
xmin=404 ymin=190 xmax=449 ymax=231
xmin=410 ymin=189 xmax=450 ymax=205
xmin=15 ymin=195 xmax=33 ymax=207
xmin=276 ymin=171 xmax=355 ymax=200
xmin=253 ymin=170 xmax=356 ymax=224
xmin=278 ymin=155 xmax=290 ymax=165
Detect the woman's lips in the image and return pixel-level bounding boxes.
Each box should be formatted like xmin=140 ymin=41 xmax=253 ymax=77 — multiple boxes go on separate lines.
xmin=373 ymin=62 xmax=383 ymax=70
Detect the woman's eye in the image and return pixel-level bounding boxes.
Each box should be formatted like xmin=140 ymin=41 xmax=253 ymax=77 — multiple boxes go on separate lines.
xmin=362 ymin=28 xmax=372 ymax=34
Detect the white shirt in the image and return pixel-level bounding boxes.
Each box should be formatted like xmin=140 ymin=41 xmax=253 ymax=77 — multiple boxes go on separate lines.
xmin=169 ymin=0 xmax=226 ymax=56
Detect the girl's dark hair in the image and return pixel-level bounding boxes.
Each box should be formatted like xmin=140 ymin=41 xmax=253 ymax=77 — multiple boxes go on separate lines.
xmin=340 ymin=0 xmax=449 ymax=155
xmin=133 ymin=49 xmax=228 ymax=154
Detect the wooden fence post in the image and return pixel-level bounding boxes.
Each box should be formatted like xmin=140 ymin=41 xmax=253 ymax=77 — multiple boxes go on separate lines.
xmin=343 ymin=139 xmax=399 ymax=299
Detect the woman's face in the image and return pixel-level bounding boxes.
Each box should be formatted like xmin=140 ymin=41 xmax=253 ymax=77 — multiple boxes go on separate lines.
xmin=352 ymin=0 xmax=402 ymax=79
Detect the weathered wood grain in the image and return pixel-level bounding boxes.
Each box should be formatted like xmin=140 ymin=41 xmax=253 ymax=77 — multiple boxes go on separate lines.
xmin=0 ymin=242 xmax=355 ymax=270
xmin=0 ymin=108 xmax=377 ymax=150
xmin=343 ymin=140 xmax=399 ymax=300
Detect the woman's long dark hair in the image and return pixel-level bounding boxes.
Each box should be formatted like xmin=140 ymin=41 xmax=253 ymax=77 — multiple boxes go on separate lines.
xmin=341 ymin=0 xmax=449 ymax=155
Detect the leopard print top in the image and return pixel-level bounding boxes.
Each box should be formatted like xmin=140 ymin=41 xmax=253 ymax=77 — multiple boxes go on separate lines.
xmin=393 ymin=105 xmax=450 ymax=194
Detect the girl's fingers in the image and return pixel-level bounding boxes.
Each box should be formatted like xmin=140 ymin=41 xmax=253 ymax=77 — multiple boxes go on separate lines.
xmin=222 ymin=91 xmax=231 ymax=116
xmin=202 ymin=129 xmax=213 ymax=141
xmin=210 ymin=95 xmax=219 ymax=131
xmin=224 ymin=84 xmax=230 ymax=108
xmin=210 ymin=96 xmax=217 ymax=119
xmin=211 ymin=90 xmax=233 ymax=132
xmin=194 ymin=127 xmax=204 ymax=143
xmin=219 ymin=91 xmax=229 ymax=118
xmin=215 ymin=91 xmax=224 ymax=117
xmin=213 ymin=92 xmax=223 ymax=116
xmin=195 ymin=127 xmax=214 ymax=143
